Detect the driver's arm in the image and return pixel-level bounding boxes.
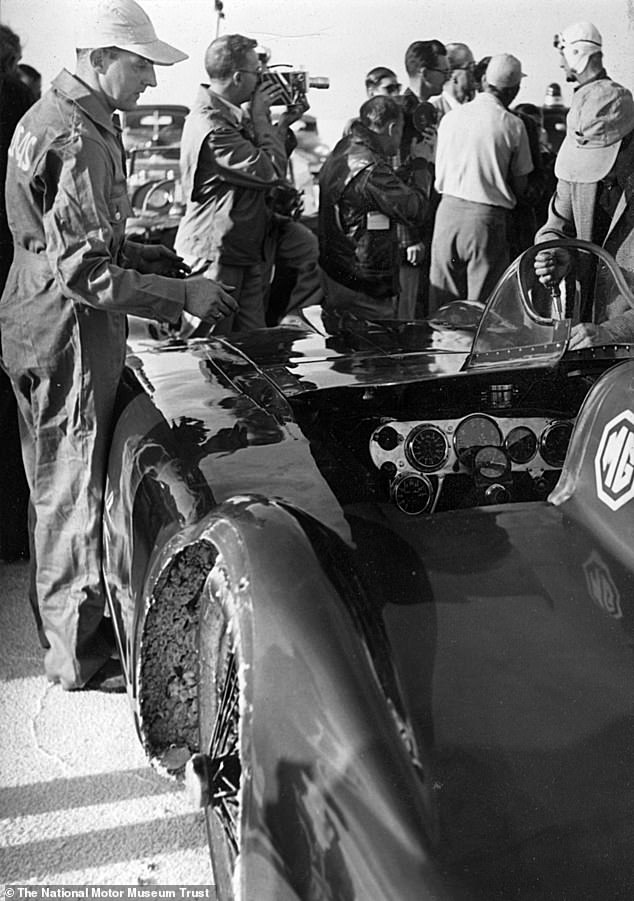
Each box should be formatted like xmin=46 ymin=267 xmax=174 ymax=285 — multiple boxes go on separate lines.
xmin=570 ymin=310 xmax=634 ymax=349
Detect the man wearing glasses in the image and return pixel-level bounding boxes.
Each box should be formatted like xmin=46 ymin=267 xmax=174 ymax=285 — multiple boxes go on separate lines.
xmin=175 ymin=34 xmax=288 ymax=334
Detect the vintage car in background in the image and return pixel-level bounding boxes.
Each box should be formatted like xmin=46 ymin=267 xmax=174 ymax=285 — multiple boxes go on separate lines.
xmin=105 ymin=239 xmax=634 ymax=899
xmin=121 ymin=105 xmax=189 ymax=246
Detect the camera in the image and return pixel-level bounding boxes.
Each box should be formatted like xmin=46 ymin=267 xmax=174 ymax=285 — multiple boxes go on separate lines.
xmin=260 ymin=68 xmax=330 ymax=106
xmin=411 ymin=101 xmax=438 ymax=133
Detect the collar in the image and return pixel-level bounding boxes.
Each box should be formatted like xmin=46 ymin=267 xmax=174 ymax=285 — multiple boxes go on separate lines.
xmin=573 ymin=68 xmax=608 ymax=92
xmin=441 ymin=88 xmax=460 ymax=110
xmin=51 ymin=69 xmax=119 ymax=136
xmin=476 ymin=91 xmax=505 ymax=110
xmin=205 ymin=86 xmax=245 ymax=124
xmin=349 ymin=120 xmax=388 ymax=158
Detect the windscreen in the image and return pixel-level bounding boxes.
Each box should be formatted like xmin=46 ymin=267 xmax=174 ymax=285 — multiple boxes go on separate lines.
xmin=466 ymin=240 xmax=634 ymax=370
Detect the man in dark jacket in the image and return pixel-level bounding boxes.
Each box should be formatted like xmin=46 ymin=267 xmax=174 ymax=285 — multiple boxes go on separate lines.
xmin=318 ymin=95 xmax=428 ymax=320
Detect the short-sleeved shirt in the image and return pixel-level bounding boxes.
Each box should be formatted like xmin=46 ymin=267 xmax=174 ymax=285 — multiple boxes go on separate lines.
xmin=435 ymin=92 xmax=533 ymax=209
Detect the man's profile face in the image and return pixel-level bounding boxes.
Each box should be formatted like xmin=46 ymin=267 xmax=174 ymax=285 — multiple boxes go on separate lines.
xmin=451 ymin=66 xmax=475 ymax=103
xmin=235 ymin=48 xmax=262 ymax=103
xmin=99 ymin=49 xmax=157 ymax=112
xmin=558 ymin=49 xmax=577 ymax=83
xmin=423 ymin=54 xmax=450 ymax=97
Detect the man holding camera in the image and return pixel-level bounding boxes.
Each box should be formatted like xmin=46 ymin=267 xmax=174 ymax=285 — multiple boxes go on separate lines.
xmin=175 ymin=33 xmax=288 ymax=334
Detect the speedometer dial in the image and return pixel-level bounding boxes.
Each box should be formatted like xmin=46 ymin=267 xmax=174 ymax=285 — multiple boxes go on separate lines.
xmin=454 ymin=415 xmax=503 ymax=466
xmin=392 ymin=473 xmax=434 ymax=515
xmin=405 ymin=424 xmax=449 ymax=472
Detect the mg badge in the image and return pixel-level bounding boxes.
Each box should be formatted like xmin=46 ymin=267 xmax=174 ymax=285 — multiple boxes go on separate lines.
xmin=595 ymin=410 xmax=634 ymax=511
xmin=583 ymin=550 xmax=622 ymax=619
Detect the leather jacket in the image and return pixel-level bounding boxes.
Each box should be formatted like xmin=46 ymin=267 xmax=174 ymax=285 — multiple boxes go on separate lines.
xmin=318 ymin=121 xmax=427 ymax=298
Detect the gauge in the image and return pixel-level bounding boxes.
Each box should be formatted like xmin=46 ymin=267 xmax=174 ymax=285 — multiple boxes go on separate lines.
xmin=454 ymin=415 xmax=503 ymax=466
xmin=474 ymin=445 xmax=510 ymax=480
xmin=505 ymin=426 xmax=538 ymax=464
xmin=540 ymin=420 xmax=573 ymax=467
xmin=374 ymin=425 xmax=400 ymax=451
xmin=405 ymin=424 xmax=449 ymax=472
xmin=392 ymin=473 xmax=434 ymax=515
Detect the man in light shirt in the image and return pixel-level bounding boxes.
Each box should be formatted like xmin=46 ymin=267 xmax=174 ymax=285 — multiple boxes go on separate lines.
xmin=429 ymin=53 xmax=533 ymax=311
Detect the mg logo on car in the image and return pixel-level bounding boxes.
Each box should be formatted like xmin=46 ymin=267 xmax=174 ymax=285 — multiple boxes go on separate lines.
xmin=583 ymin=551 xmax=622 ymax=619
xmin=595 ymin=410 xmax=634 ymax=510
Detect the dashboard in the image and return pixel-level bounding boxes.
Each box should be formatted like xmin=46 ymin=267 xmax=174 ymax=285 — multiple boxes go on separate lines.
xmin=369 ymin=412 xmax=574 ymax=515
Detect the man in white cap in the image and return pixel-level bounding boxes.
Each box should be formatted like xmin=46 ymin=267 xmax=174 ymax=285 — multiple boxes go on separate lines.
xmin=534 ymin=78 xmax=634 ymax=348
xmin=429 ymin=53 xmax=533 ymax=311
xmin=0 ymin=0 xmax=237 ymax=692
xmin=553 ymin=21 xmax=604 ymax=86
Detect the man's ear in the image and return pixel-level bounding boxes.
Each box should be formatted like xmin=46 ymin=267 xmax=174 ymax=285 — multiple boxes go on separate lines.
xmin=89 ymin=48 xmax=109 ymax=73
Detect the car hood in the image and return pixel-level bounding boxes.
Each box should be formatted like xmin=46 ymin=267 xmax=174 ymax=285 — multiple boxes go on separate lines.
xmin=351 ymin=499 xmax=634 ymax=899
xmin=126 ymin=314 xmax=473 ymax=402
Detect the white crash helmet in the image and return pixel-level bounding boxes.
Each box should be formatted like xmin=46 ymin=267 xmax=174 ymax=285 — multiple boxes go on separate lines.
xmin=554 ymin=21 xmax=602 ymax=76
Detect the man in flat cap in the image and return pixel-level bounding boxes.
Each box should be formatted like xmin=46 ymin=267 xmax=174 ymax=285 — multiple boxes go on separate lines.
xmin=0 ymin=0 xmax=237 ymax=691
xmin=534 ymin=77 xmax=634 ymax=348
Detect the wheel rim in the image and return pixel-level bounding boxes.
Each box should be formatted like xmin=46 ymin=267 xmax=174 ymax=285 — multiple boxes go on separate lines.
xmin=208 ymin=649 xmax=240 ymax=857
xmin=198 ymin=560 xmax=244 ymax=899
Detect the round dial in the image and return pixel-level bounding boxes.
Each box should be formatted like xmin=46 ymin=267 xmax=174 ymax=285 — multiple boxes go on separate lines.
xmin=454 ymin=415 xmax=503 ymax=466
xmin=374 ymin=425 xmax=400 ymax=451
xmin=474 ymin=445 xmax=510 ymax=480
xmin=540 ymin=421 xmax=573 ymax=467
xmin=392 ymin=473 xmax=434 ymax=515
xmin=405 ymin=424 xmax=449 ymax=472
xmin=505 ymin=426 xmax=538 ymax=464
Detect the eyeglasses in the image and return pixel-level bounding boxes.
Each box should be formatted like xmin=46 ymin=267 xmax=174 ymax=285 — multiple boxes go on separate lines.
xmin=236 ymin=66 xmax=263 ymax=77
xmin=426 ymin=67 xmax=451 ymax=80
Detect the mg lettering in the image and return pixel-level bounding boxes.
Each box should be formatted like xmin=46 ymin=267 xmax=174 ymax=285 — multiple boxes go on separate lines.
xmin=8 ymin=123 xmax=38 ymax=173
xmin=583 ymin=551 xmax=622 ymax=619
xmin=595 ymin=410 xmax=634 ymax=510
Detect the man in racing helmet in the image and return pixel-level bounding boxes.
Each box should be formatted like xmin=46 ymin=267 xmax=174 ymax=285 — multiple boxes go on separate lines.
xmin=553 ymin=21 xmax=603 ymax=85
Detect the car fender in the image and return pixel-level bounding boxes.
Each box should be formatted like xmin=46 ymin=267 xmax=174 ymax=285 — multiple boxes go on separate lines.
xmin=135 ymin=496 xmax=457 ymax=899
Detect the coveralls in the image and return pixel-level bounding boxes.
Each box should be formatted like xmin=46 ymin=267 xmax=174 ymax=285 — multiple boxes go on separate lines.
xmin=0 ymin=69 xmax=189 ymax=689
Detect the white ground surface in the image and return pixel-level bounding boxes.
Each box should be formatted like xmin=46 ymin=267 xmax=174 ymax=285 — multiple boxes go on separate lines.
xmin=0 ymin=560 xmax=213 ymax=887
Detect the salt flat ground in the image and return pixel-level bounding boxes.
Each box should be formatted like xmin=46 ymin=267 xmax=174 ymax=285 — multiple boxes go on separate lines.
xmin=0 ymin=561 xmax=213 ymax=887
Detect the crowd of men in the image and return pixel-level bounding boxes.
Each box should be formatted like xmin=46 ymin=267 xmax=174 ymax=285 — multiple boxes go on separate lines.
xmin=0 ymin=0 xmax=632 ymax=691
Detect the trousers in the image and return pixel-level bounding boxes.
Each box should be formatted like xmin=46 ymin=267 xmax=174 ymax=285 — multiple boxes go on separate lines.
xmin=429 ymin=195 xmax=510 ymax=313
xmin=5 ymin=314 xmax=123 ymax=689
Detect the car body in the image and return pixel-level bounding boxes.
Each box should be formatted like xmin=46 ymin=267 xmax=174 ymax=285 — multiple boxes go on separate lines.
xmin=104 ymin=239 xmax=634 ymax=899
